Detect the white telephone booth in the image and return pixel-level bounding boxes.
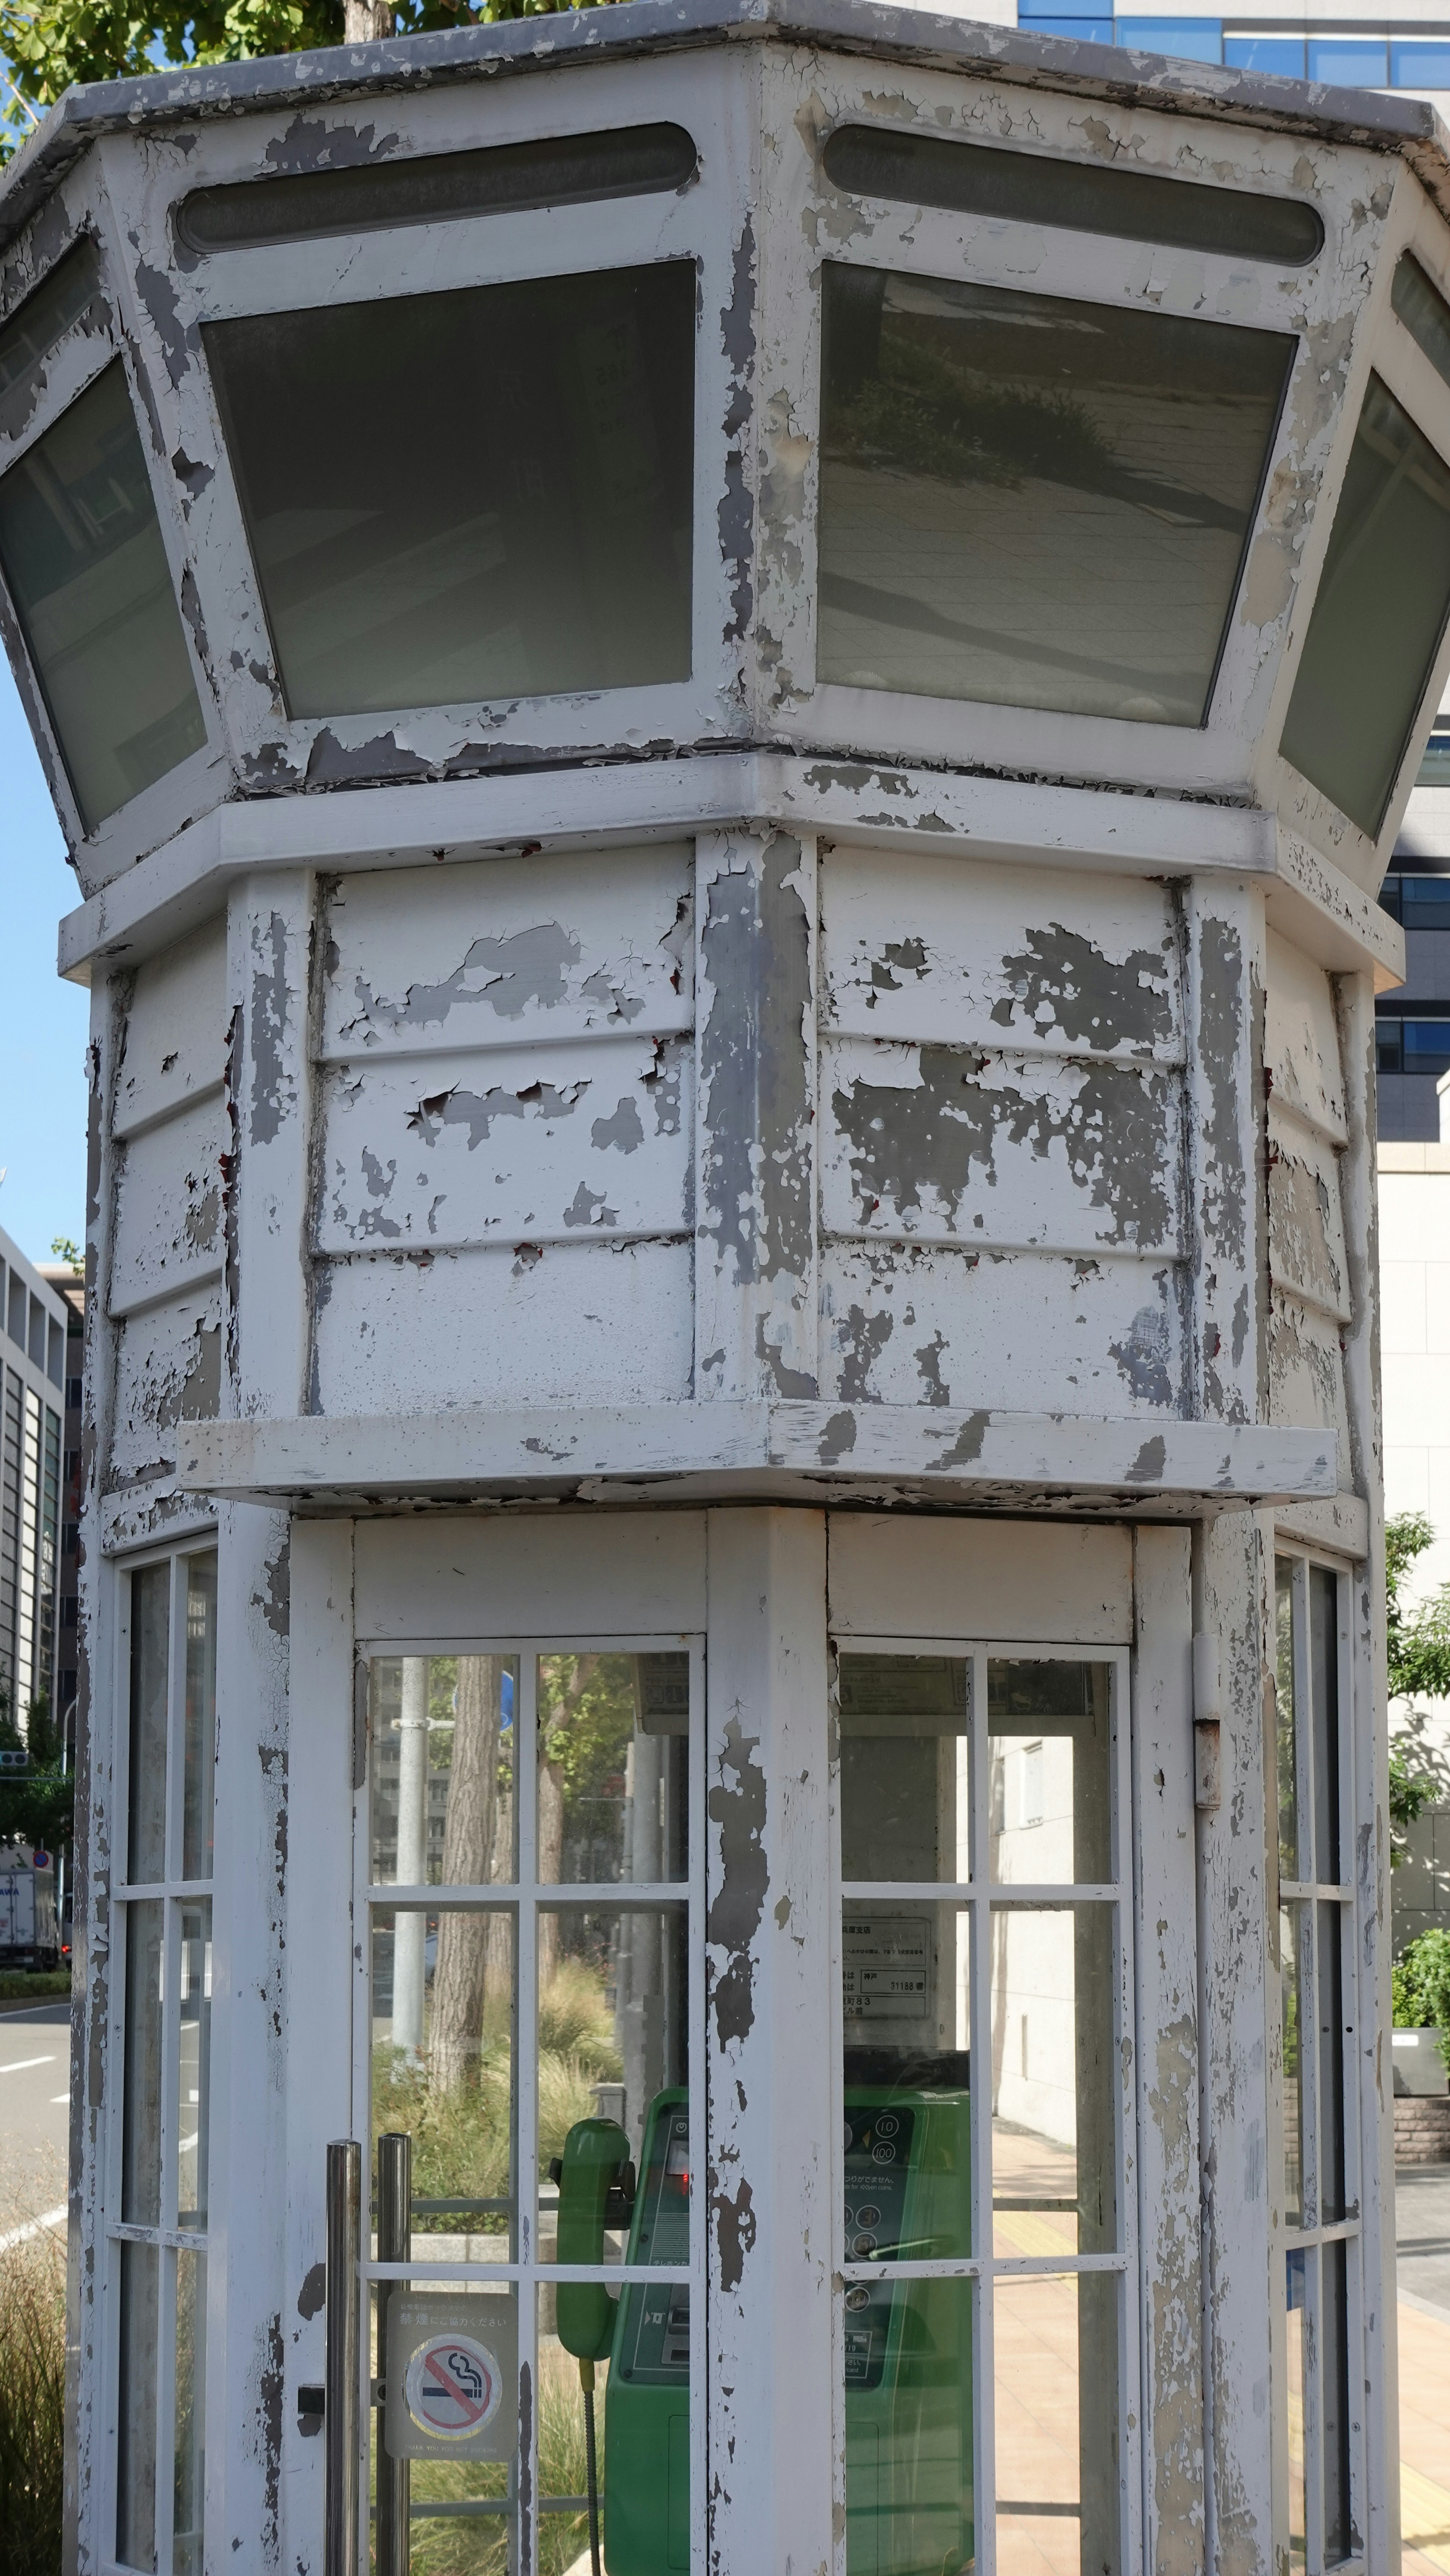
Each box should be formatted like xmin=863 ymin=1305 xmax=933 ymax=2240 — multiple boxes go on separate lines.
xmin=0 ymin=6 xmax=1434 ymax=2569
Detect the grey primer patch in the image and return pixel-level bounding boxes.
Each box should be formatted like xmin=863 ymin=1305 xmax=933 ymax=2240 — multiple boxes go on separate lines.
xmin=718 ymin=216 xmax=756 ymax=648
xmin=700 ymin=833 xmax=813 ymax=1290
xmin=172 ymin=446 xmax=213 ymax=500
xmin=915 ymin=1331 xmax=949 ymax=1405
xmin=590 ymin=1094 xmax=644 ymax=1154
xmin=836 ymin=1303 xmax=893 ymax=1402
xmin=255 ymin=2310 xmax=284 ymax=2562
xmin=349 ymin=923 xmax=580 ymax=1040
xmin=296 ymin=2261 xmax=325 ymax=2320
xmin=990 ymin=922 xmax=1174 ymax=1052
xmin=870 ymin=935 xmax=929 ymax=996
xmin=1109 ymin=1300 xmax=1174 ymax=1407
xmin=817 ymin=1408 xmax=857 ymax=1465
xmin=406 ymin=1080 xmax=585 ymax=1151
xmin=250 ymin=913 xmax=290 ymax=1147
xmin=1195 ymin=917 xmax=1246 ymax=1271
xmin=132 ymin=250 xmax=196 ymax=389
xmin=834 ymin=1048 xmax=1174 ymax=1246
xmin=264 ymin=112 xmax=401 ymax=176
xmin=255 ymin=1538 xmax=290 ymax=1640
xmin=706 ymin=1716 xmax=768 ymax=2050
xmin=563 ymin=1182 xmax=618 ymax=1228
xmin=714 ymin=2173 xmax=757 ymax=2294
xmin=1128 ymin=1435 xmax=1168 ymax=1482
xmin=154 ymin=1322 xmax=222 ymax=1428
xmin=928 ymin=1411 xmax=990 ymax=1470
xmin=303 ymin=727 xmax=433 ymax=788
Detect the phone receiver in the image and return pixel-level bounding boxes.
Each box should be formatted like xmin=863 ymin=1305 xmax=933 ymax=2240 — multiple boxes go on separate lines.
xmin=553 ymin=2118 xmax=634 ymax=2362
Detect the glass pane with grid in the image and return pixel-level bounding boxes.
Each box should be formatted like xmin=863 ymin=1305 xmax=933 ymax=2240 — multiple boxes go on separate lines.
xmin=363 ymin=1645 xmax=701 ymax=2576
xmin=1274 ymin=1555 xmax=1361 ymax=2575
xmin=835 ymin=1644 xmax=1131 ymax=2576
xmin=113 ymin=1547 xmax=217 ymax=2576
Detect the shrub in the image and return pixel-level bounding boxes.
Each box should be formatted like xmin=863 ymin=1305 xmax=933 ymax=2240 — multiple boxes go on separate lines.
xmin=1392 ymin=1928 xmax=1450 ymax=2074
xmin=0 ymin=2218 xmax=66 ymax=2576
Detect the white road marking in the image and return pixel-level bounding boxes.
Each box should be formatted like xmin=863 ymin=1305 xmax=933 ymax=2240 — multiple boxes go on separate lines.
xmin=0 ymin=2055 xmax=55 ymax=2075
xmin=0 ymin=2204 xmax=66 ymax=2254
xmin=51 ymin=2091 xmax=70 ymax=2103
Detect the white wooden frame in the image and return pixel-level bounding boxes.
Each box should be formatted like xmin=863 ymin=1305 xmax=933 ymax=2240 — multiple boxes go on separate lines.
xmin=350 ymin=1626 xmax=707 ymax=2576
xmin=100 ymin=1535 xmax=218 ymax=2576
xmin=827 ymin=1631 xmax=1141 ymax=2576
xmin=1272 ymin=1546 xmax=1366 ymax=2576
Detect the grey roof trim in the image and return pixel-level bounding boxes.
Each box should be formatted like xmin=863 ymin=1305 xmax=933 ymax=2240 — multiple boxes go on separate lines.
xmin=2 ymin=0 xmax=1449 ymax=255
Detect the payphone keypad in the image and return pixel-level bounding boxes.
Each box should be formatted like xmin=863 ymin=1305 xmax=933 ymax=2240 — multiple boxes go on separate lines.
xmin=843 ymin=2104 xmax=916 ymax=2393
xmin=618 ymin=2108 xmax=690 ymax=2385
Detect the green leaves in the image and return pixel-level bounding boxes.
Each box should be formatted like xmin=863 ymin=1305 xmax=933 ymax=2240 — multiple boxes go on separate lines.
xmin=1392 ymin=1928 xmax=1450 ymax=2074
xmin=1385 ymin=1510 xmax=1450 ymax=1865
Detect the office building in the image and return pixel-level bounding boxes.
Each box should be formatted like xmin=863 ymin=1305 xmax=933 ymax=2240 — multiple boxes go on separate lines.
xmin=0 ymin=1224 xmax=66 ymax=1734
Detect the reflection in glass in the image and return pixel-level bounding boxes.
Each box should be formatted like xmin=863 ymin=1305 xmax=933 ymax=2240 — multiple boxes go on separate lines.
xmin=370 ymin=1908 xmax=515 ymax=2250
xmin=990 ymin=1905 xmax=1117 ymax=2256
xmin=993 ymin=2270 xmax=1120 ymax=2576
xmin=838 ymin=1654 xmax=969 ymax=1882
xmin=173 ymin=2248 xmax=206 ymax=2576
xmin=1276 ymin=1558 xmax=1299 ymax=1883
xmin=537 ymin=1651 xmax=690 ymax=1885
xmin=1281 ymin=1907 xmax=1303 ymax=2228
xmin=841 ymin=1908 xmax=973 ymax=2261
xmin=538 ymin=1907 xmax=687 ymax=2178
xmin=181 ymin=1552 xmax=217 ymax=1883
xmin=176 ymin=1902 xmax=211 ymax=2230
xmin=0 ymin=363 xmax=207 ymax=829
xmin=116 ymin=2239 xmax=159 ymax=2571
xmin=373 ymin=2286 xmax=515 ymax=2572
xmin=205 ymin=262 xmax=694 ymax=720
xmin=121 ymin=1897 xmax=164 ymax=2228
xmin=989 ymin=1662 xmax=1112 ymax=1884
xmin=1286 ymin=2251 xmax=1307 ymax=2570
xmin=1310 ymin=1565 xmax=1341 ymax=1884
xmin=818 ymin=262 xmax=1292 ymax=724
xmin=1280 ymin=373 xmax=1450 ymax=837
xmin=1392 ymin=251 xmax=1450 ymax=397
xmin=1317 ymin=1904 xmax=1347 ymax=2224
xmin=0 ymin=239 xmax=103 ymax=443
xmin=128 ymin=1561 xmax=169 ymax=1885
xmin=844 ymin=2270 xmax=974 ymax=2576
xmin=370 ymin=1655 xmax=520 ymax=1889
xmin=1322 ymin=2239 xmax=1355 ymax=2563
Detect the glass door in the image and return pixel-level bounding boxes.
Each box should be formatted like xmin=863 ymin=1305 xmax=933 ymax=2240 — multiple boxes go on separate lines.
xmin=356 ymin=1638 xmax=704 ymax=2575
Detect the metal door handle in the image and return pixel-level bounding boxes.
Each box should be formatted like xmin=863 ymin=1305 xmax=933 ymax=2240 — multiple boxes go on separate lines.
xmin=325 ymin=2139 xmax=362 ymax=2576
xmin=376 ymin=2132 xmax=412 ymax=2576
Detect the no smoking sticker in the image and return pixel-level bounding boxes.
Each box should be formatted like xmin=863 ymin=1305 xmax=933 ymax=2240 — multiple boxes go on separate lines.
xmin=386 ymin=2294 xmax=517 ymax=2463
xmin=405 ymin=2334 xmax=502 ymax=2439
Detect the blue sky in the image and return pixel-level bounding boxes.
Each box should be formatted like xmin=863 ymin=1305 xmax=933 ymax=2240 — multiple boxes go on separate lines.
xmin=0 ymin=655 xmax=90 ymax=1268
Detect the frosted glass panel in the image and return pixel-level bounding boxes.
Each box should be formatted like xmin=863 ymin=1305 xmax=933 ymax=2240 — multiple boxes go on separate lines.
xmin=1280 ymin=373 xmax=1450 ymax=835
xmin=206 ymin=262 xmax=694 ymax=719
xmin=818 ymin=263 xmax=1292 ymax=724
xmin=0 ymin=363 xmax=205 ymax=828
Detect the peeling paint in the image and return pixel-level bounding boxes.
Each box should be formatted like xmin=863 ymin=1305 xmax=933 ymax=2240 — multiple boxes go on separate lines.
xmin=706 ymin=1715 xmax=768 ymax=2049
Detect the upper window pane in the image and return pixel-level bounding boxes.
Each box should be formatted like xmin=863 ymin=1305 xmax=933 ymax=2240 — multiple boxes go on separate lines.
xmin=369 ymin=1655 xmax=520 ymax=1889
xmin=838 ymin=1653 xmax=969 ymax=1883
xmin=988 ymin=1660 xmax=1112 ymax=1883
xmin=204 ymin=261 xmax=695 ymax=721
xmin=818 ymin=264 xmax=1293 ymax=725
xmin=536 ymin=1650 xmax=690 ymax=1884
xmin=822 ymin=123 xmax=1321 ymax=264
xmin=0 ymin=238 xmax=103 ymax=442
xmin=1392 ymin=253 xmax=1450 ymax=396
xmin=0 ymin=362 xmax=207 ymax=829
xmin=1280 ymin=374 xmax=1450 ymax=838
xmin=181 ymin=1552 xmax=217 ymax=1884
xmin=128 ymin=1563 xmax=170 ymax=1887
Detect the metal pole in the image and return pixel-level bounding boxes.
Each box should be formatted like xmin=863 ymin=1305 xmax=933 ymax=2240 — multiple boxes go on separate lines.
xmin=325 ymin=2138 xmax=362 ymax=2576
xmin=376 ymin=2132 xmax=412 ymax=2576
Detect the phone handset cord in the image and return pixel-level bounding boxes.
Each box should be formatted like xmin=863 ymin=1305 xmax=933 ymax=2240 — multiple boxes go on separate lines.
xmin=580 ymin=2358 xmax=603 ymax=2576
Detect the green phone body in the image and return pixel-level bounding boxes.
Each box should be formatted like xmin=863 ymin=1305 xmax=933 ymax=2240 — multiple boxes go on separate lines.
xmin=568 ymin=2084 xmax=973 ymax=2576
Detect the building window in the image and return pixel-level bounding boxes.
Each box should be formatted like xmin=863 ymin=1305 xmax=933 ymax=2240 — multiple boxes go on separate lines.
xmin=204 ymin=260 xmax=696 ymax=724
xmin=1376 ymin=1016 xmax=1450 ymax=1077
xmin=836 ymin=1646 xmax=1131 ymax=2569
xmin=66 ymin=1376 xmax=83 ymax=1411
xmin=816 ymin=260 xmax=1293 ymax=724
xmin=113 ymin=1547 xmax=216 ymax=2576
xmin=0 ymin=362 xmax=207 ymax=831
xmin=1378 ymin=872 xmax=1450 ymax=925
xmin=1274 ymin=1557 xmax=1361 ymax=2571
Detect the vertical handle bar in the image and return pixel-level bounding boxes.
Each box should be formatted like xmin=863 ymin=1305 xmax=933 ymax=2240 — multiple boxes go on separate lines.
xmin=325 ymin=2138 xmax=362 ymax=2576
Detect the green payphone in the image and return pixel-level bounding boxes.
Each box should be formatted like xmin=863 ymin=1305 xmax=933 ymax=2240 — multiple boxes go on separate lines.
xmin=555 ymin=2078 xmax=972 ymax=2576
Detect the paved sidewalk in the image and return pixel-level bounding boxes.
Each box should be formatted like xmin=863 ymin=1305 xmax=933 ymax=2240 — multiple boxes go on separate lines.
xmin=1399 ymin=2166 xmax=1450 ymax=2576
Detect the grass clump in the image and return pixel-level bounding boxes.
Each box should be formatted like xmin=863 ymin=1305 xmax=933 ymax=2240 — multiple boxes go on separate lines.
xmin=0 ymin=2213 xmax=65 ymax=2575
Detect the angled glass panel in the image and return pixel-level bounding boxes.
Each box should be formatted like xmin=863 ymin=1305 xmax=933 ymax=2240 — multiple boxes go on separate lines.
xmin=1275 ymin=1558 xmax=1299 ymax=1883
xmin=128 ymin=1562 xmax=169 ymax=1886
xmin=121 ymin=1898 xmax=164 ymax=2230
xmin=0 ymin=238 xmax=103 ymax=442
xmin=1393 ymin=254 xmax=1450 ymax=396
xmin=205 ymin=262 xmax=694 ymax=719
xmin=822 ymin=122 xmax=1320 ymax=263
xmin=1280 ymin=374 xmax=1450 ymax=836
xmin=116 ymin=2240 xmax=160 ymax=2572
xmin=0 ymin=362 xmax=206 ymax=829
xmin=819 ymin=264 xmax=1293 ymax=725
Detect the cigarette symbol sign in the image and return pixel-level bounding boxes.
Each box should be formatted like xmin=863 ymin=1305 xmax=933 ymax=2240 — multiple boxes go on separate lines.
xmin=404 ymin=2334 xmax=503 ymax=2440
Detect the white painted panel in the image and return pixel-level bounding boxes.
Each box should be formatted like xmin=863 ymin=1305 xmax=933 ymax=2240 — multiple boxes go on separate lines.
xmin=1268 ymin=1294 xmax=1353 ymax=1454
xmin=110 ymin=1285 xmax=222 ymax=1485
xmin=1263 ymin=929 xmax=1347 ymax=1144
xmin=111 ymin=1093 xmax=226 ymax=1313
xmin=316 ymin=1033 xmax=690 ymax=1252
xmin=822 ymin=848 xmax=1182 ymax=1060
xmin=820 ymin=1241 xmax=1185 ymax=1414
xmin=822 ymin=1038 xmax=1182 ymax=1254
xmin=1267 ymin=1112 xmax=1350 ymax=1323
xmin=826 ymin=1514 xmax=1133 ymax=1641
xmin=113 ymin=918 xmax=227 ymax=1138
xmin=354 ymin=1508 xmax=708 ymax=1639
xmin=313 ymin=1239 xmax=694 ymax=1413
xmin=319 ymin=845 xmax=694 ymax=1058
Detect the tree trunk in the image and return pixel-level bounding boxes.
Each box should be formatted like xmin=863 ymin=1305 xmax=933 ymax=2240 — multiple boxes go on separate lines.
xmin=430 ymin=1658 xmax=502 ymax=2095
xmin=537 ymin=1759 xmax=563 ymax=1994
xmin=343 ymin=0 xmax=394 ymax=39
